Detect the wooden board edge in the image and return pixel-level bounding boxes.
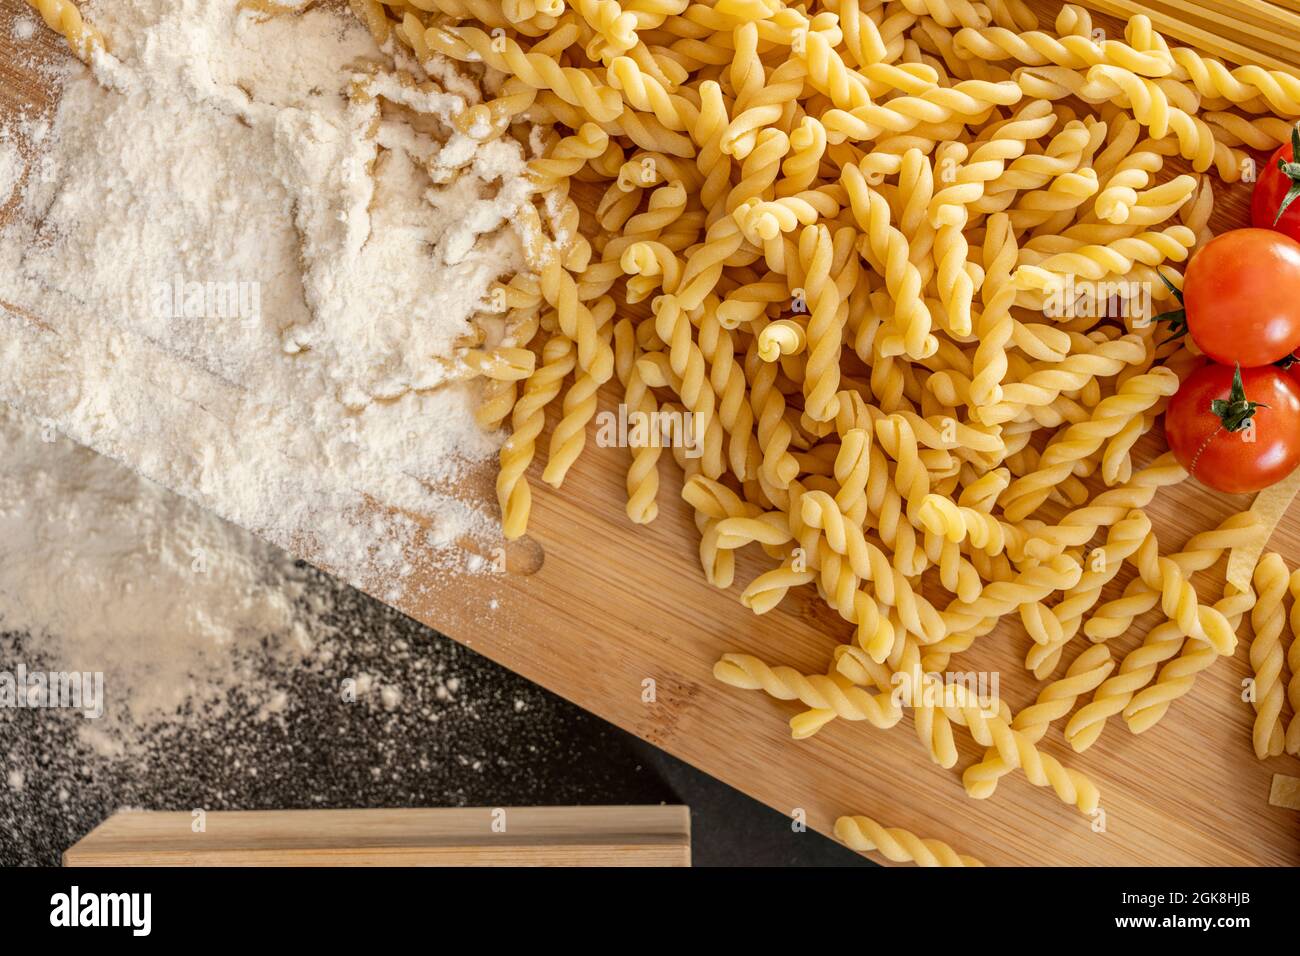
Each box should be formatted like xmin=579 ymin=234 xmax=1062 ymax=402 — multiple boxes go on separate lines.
xmin=64 ymin=806 xmax=693 ymax=867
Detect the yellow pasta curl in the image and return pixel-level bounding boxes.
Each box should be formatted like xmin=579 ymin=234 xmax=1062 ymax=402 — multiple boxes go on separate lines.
xmin=498 ymin=333 xmax=576 ymax=540
xmin=618 ymin=346 xmax=662 ymax=525
xmin=1288 ymin=569 xmax=1300 ymax=756
xmin=797 ymin=224 xmax=847 ymax=422
xmin=24 ymin=0 xmax=104 ymax=59
xmin=713 ymin=652 xmax=903 ymax=733
xmin=939 ymin=554 xmax=1082 ymax=640
xmin=1012 ymin=225 xmax=1196 ymax=292
xmin=543 ymin=299 xmax=616 ymax=486
xmin=979 ymin=333 xmax=1148 ymax=427
xmin=953 ymin=16 xmax=1171 ymax=76
xmin=834 ymin=814 xmax=983 ymax=866
xmin=1248 ymin=553 xmax=1288 ymax=760
xmin=949 ymin=677 xmax=1101 ymax=814
xmin=843 ymin=160 xmax=936 ymax=359
xmin=822 ymin=78 xmax=1023 ymax=145
xmin=420 ymin=20 xmax=624 ymax=122
xmin=575 ymin=0 xmax=638 ymax=60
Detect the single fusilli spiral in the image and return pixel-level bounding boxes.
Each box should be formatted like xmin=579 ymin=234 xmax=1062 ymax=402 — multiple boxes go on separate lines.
xmin=1288 ymin=569 xmax=1300 ymax=755
xmin=713 ymin=652 xmax=903 ymax=732
xmin=1168 ymin=47 xmax=1300 ymax=117
xmin=527 ymin=122 xmax=610 ymax=190
xmin=24 ymin=0 xmax=104 ymax=59
xmin=422 ymin=21 xmax=624 ymax=121
xmin=978 ymin=333 xmax=1147 ymax=426
xmin=1012 ymin=225 xmax=1196 ymax=292
xmin=834 ymin=814 xmax=983 ymax=866
xmin=1249 ymin=553 xmax=1288 ymax=759
xmin=798 ymin=224 xmax=846 ymax=422
xmin=574 ymin=0 xmax=638 ymax=60
xmin=953 ymin=17 xmax=1171 ymax=77
xmin=498 ymin=334 xmax=576 ymax=539
xmin=542 ymin=301 xmax=616 ymax=486
xmin=619 ymin=344 xmax=662 ymax=525
xmin=822 ymin=78 xmax=1023 ymax=145
xmin=698 ymin=303 xmax=757 ymax=481
xmin=1022 ymin=453 xmax=1187 ymax=560
xmin=940 ymin=554 xmax=1082 ymax=639
xmin=968 ymin=212 xmax=1017 ymax=406
xmin=650 ymin=293 xmax=720 ymax=463
xmin=740 ymin=560 xmax=816 ymax=614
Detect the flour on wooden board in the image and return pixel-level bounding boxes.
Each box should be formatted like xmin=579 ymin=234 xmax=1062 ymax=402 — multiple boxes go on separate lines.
xmin=0 ymin=129 xmax=19 ymax=206
xmin=11 ymin=16 xmax=37 ymax=42
xmin=0 ymin=0 xmax=537 ymax=600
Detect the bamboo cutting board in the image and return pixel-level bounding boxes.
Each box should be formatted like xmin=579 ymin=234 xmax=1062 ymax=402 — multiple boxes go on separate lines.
xmin=3 ymin=0 xmax=1299 ymax=866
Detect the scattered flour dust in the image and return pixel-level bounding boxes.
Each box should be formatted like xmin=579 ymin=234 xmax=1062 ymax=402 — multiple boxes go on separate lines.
xmin=0 ymin=131 xmax=18 ymax=207
xmin=0 ymin=385 xmax=590 ymax=863
xmin=0 ymin=401 xmax=331 ymax=739
xmin=0 ymin=0 xmax=539 ymax=603
xmin=12 ymin=16 xmax=37 ymax=42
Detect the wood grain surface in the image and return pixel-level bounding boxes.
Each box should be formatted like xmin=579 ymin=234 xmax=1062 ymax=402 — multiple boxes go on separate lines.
xmin=63 ymin=807 xmax=692 ymax=866
xmin=3 ymin=0 xmax=1299 ymax=866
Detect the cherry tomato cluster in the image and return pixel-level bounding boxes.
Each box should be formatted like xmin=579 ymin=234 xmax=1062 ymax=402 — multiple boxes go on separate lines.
xmin=1160 ymin=133 xmax=1300 ymax=494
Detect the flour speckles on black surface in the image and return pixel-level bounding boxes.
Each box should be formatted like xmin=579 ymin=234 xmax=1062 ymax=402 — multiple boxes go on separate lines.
xmin=0 ymin=569 xmax=676 ymax=866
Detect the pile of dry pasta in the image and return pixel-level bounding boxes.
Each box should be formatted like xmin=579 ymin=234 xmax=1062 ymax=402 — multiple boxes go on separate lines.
xmin=27 ymin=0 xmax=1300 ymax=863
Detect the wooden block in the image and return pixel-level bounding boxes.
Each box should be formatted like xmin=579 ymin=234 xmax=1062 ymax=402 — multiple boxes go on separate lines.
xmin=63 ymin=807 xmax=691 ymax=867
xmin=1268 ymin=775 xmax=1300 ymax=811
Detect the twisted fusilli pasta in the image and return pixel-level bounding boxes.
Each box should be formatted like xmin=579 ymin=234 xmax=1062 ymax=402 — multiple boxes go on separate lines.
xmin=834 ymin=814 xmax=984 ymax=866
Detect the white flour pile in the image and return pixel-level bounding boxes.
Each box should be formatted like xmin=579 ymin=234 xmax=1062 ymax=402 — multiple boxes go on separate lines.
xmin=0 ymin=400 xmax=330 ymax=737
xmin=0 ymin=0 xmax=536 ymax=600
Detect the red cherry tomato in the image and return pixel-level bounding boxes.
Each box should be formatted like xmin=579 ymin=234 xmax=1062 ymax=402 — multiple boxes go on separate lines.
xmin=1251 ymin=131 xmax=1300 ymax=243
xmin=1165 ymin=363 xmax=1300 ymax=494
xmin=1182 ymin=228 xmax=1300 ymax=367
